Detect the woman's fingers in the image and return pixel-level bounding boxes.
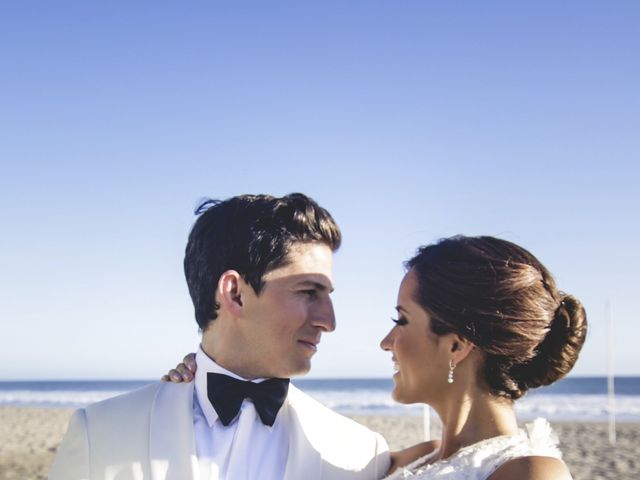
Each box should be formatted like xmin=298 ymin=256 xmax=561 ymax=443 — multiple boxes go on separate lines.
xmin=184 ymin=353 xmax=197 ymax=373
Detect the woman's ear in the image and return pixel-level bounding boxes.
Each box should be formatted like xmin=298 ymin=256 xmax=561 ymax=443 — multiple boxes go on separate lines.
xmin=217 ymin=270 xmax=244 ymax=316
xmin=450 ymin=335 xmax=475 ymax=365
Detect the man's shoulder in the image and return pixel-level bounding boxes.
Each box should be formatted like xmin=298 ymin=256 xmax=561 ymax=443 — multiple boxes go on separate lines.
xmin=85 ymin=382 xmax=161 ymax=413
xmin=50 ymin=382 xmax=195 ymax=479
xmin=287 ymin=383 xmax=343 ymax=417
xmin=287 ymin=384 xmax=382 ymax=436
xmin=286 ymin=384 xmax=390 ymax=476
xmin=85 ymin=381 xmax=192 ymax=417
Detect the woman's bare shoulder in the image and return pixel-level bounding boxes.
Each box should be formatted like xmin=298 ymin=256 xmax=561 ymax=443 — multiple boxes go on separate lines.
xmin=488 ymin=456 xmax=572 ymax=480
xmin=388 ymin=440 xmax=440 ymax=475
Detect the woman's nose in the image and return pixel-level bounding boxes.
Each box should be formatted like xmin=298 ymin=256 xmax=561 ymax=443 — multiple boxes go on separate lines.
xmin=380 ymin=329 xmax=393 ymax=351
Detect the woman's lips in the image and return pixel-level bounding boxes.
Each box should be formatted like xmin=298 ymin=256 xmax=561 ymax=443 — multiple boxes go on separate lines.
xmin=392 ymin=357 xmax=399 ymax=372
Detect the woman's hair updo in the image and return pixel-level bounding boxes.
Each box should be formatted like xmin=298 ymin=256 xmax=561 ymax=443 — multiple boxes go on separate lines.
xmin=406 ymin=235 xmax=587 ymax=400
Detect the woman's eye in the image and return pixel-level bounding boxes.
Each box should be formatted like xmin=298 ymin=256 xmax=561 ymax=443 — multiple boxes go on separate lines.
xmin=391 ymin=316 xmax=408 ymax=326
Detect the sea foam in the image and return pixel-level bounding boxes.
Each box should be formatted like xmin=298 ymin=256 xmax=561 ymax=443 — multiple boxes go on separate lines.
xmin=2 ymin=379 xmax=639 ymax=421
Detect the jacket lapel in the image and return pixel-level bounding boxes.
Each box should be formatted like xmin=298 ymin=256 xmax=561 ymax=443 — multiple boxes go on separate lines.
xmin=149 ymin=382 xmax=199 ymax=480
xmin=283 ymin=385 xmax=323 ymax=480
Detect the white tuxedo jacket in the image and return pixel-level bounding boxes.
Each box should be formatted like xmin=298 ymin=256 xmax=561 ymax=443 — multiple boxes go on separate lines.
xmin=49 ymin=382 xmax=390 ymax=480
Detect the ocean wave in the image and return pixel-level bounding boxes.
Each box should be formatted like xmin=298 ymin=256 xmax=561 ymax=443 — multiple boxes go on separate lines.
xmin=296 ymin=390 xmax=640 ymax=420
xmin=0 ymin=389 xmax=128 ymax=408
xmin=515 ymin=394 xmax=640 ymax=421
xmin=1 ymin=387 xmax=639 ymax=421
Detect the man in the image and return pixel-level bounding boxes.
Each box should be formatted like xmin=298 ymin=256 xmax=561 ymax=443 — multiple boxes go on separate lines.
xmin=50 ymin=193 xmax=390 ymax=480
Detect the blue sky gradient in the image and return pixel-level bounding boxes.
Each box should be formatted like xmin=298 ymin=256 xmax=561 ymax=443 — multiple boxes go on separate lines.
xmin=1 ymin=1 xmax=638 ymax=379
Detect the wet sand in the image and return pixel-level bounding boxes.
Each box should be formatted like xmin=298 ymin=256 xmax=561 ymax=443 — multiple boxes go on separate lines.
xmin=1 ymin=407 xmax=637 ymax=479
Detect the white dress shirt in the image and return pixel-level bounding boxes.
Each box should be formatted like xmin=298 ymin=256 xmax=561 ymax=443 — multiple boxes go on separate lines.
xmin=194 ymin=346 xmax=290 ymax=480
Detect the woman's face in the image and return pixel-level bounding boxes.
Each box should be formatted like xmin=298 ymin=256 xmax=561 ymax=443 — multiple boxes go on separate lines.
xmin=380 ymin=269 xmax=451 ymax=404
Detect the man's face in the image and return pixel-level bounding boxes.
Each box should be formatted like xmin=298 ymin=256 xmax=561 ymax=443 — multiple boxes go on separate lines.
xmin=238 ymin=242 xmax=336 ymax=378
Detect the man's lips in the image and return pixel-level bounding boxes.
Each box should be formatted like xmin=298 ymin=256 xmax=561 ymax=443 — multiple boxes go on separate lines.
xmin=298 ymin=339 xmax=319 ymax=352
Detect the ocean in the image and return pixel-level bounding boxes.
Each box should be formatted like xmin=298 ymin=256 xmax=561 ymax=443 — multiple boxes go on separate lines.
xmin=1 ymin=377 xmax=639 ymax=421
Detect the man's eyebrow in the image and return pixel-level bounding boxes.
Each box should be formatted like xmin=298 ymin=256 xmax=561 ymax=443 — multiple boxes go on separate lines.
xmin=296 ymin=280 xmax=334 ymax=293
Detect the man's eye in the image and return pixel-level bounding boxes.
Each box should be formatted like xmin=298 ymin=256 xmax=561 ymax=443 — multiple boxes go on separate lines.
xmin=391 ymin=317 xmax=408 ymax=326
xmin=301 ymin=290 xmax=317 ymax=297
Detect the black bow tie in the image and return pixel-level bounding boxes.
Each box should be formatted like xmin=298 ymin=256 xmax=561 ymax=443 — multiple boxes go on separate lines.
xmin=206 ymin=373 xmax=290 ymax=427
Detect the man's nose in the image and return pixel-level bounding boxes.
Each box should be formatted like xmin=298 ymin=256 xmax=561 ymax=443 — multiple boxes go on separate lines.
xmin=312 ymin=296 xmax=336 ymax=332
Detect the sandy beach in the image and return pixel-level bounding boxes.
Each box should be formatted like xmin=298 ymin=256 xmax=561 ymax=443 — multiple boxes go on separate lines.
xmin=1 ymin=407 xmax=637 ymax=480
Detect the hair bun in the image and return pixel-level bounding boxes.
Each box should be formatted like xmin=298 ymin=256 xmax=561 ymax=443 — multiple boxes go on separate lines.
xmin=514 ymin=293 xmax=588 ymax=389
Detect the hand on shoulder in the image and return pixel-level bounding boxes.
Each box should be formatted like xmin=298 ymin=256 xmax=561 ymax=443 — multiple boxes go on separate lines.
xmin=388 ymin=440 xmax=440 ymax=475
xmin=160 ymin=352 xmax=197 ymax=382
xmin=488 ymin=456 xmax=572 ymax=480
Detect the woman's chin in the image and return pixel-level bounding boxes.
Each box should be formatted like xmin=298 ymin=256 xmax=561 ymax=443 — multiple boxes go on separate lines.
xmin=391 ymin=378 xmax=422 ymax=405
xmin=391 ymin=383 xmax=408 ymax=404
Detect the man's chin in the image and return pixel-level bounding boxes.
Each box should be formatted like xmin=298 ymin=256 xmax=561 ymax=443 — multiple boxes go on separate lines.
xmin=284 ymin=360 xmax=312 ymax=378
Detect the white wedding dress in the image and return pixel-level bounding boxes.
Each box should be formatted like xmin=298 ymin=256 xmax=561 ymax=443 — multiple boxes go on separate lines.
xmin=384 ymin=418 xmax=562 ymax=480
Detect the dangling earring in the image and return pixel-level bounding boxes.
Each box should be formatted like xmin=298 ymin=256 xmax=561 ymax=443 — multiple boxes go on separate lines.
xmin=447 ymin=360 xmax=456 ymax=384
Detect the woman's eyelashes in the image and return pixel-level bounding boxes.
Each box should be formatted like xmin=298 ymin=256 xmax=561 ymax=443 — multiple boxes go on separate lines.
xmin=391 ymin=316 xmax=408 ymax=326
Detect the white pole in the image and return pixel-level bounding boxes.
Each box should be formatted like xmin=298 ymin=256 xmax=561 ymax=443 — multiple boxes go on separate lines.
xmin=423 ymin=404 xmax=430 ymax=441
xmin=606 ymin=300 xmax=616 ymax=446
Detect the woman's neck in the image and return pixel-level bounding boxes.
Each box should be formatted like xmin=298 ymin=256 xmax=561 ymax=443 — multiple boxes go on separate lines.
xmin=431 ymin=388 xmax=519 ymax=461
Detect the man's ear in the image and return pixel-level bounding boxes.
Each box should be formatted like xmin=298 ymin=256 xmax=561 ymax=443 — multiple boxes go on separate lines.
xmin=217 ymin=270 xmax=244 ymax=316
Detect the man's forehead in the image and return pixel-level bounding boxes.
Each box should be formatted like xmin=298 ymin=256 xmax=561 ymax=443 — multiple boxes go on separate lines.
xmin=278 ymin=244 xmax=332 ymax=269
xmin=265 ymin=269 xmax=334 ymax=290
xmin=263 ymin=243 xmax=334 ymax=288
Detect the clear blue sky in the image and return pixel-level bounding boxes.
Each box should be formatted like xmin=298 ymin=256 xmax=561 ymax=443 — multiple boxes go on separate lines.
xmin=1 ymin=1 xmax=638 ymax=379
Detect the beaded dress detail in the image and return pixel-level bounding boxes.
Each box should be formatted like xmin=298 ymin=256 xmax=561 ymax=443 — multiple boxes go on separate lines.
xmin=385 ymin=418 xmax=562 ymax=480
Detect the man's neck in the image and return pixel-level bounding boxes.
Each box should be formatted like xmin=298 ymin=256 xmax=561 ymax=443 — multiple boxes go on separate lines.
xmin=200 ymin=335 xmax=272 ymax=380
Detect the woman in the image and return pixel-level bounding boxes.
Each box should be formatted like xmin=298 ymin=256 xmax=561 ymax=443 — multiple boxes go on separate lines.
xmin=378 ymin=235 xmax=586 ymax=479
xmin=168 ymin=235 xmax=587 ymax=479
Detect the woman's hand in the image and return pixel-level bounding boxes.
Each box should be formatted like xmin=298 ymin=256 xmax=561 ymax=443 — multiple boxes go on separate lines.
xmin=161 ymin=353 xmax=197 ymax=382
xmin=388 ymin=440 xmax=439 ymax=474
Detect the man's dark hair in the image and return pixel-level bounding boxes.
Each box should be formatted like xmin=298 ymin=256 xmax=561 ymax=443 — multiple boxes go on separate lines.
xmin=184 ymin=193 xmax=341 ymax=330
